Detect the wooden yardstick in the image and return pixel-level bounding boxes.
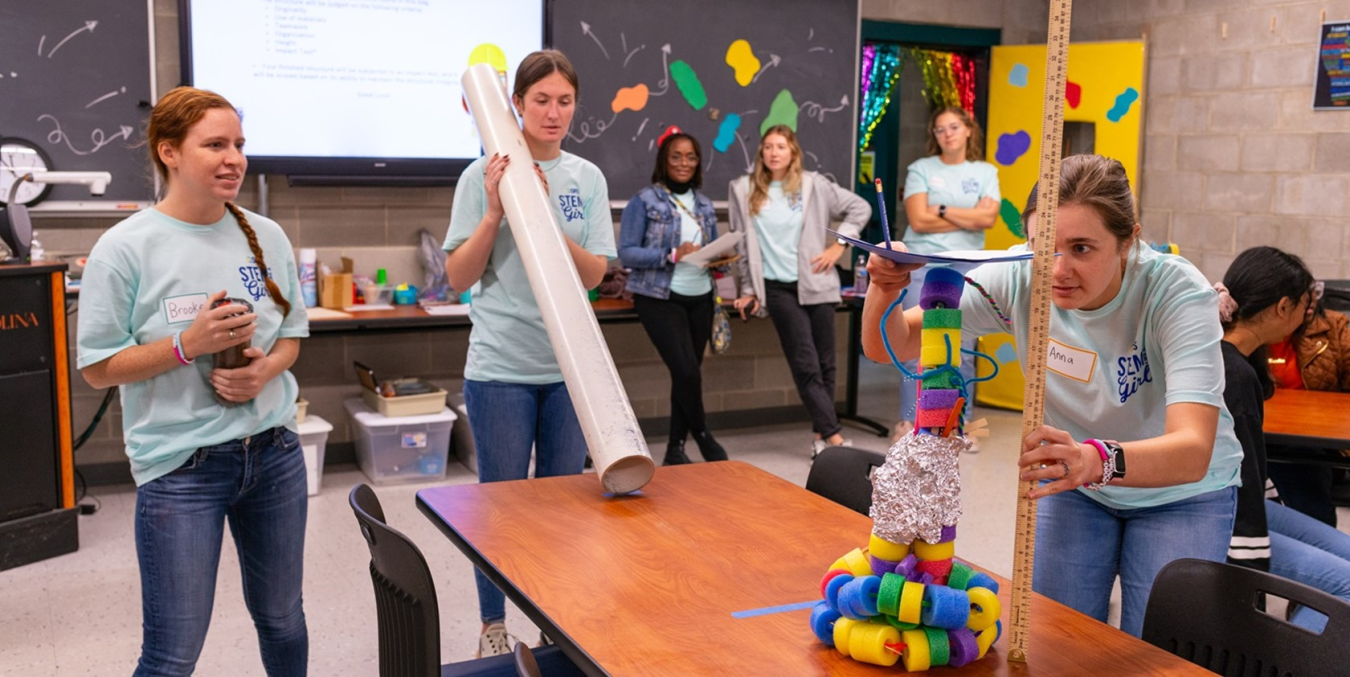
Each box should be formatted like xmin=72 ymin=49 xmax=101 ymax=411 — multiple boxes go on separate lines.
xmin=1007 ymin=0 xmax=1074 ymax=664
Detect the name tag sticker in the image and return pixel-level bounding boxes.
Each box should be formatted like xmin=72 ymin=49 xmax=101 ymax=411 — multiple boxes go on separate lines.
xmin=1045 ymin=338 xmax=1097 ymax=383
xmin=162 ymin=293 xmax=209 ymax=325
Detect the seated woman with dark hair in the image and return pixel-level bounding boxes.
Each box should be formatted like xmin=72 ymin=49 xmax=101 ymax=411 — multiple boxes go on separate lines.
xmin=1217 ymin=246 xmax=1350 ymax=633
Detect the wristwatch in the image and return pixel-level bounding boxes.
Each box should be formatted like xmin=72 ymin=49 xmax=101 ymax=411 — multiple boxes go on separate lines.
xmin=836 ymin=237 xmax=851 ymax=248
xmin=1085 ymin=439 xmax=1127 ymax=490
xmin=938 ymin=204 xmax=948 ymax=219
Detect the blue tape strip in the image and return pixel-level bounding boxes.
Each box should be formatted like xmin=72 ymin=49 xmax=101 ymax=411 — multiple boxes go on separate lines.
xmin=730 ymin=599 xmax=819 ymax=619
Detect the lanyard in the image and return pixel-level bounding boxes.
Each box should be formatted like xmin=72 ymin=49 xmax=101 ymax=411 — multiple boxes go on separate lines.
xmin=659 ymin=186 xmax=711 ymax=245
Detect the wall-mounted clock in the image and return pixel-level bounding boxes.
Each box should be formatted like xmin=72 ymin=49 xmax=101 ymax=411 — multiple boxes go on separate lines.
xmin=1 ymin=138 xmax=55 ymax=206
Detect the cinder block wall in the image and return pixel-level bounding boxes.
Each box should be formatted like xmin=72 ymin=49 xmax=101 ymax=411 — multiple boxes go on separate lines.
xmin=1052 ymin=1 xmax=1349 ymax=283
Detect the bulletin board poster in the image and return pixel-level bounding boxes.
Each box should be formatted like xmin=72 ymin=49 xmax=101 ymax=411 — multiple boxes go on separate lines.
xmin=1315 ymin=21 xmax=1350 ymax=110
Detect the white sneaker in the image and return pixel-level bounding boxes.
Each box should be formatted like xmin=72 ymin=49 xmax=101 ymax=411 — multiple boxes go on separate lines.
xmin=811 ymin=438 xmax=854 ymax=459
xmin=811 ymin=439 xmax=828 ymax=459
xmin=476 ymin=622 xmax=517 ymax=659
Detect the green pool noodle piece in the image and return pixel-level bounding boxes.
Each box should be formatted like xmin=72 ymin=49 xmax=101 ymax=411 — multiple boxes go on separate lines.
xmin=760 ymin=89 xmax=799 ymax=135
xmin=669 ymin=60 xmax=707 ymax=111
xmin=1001 ymin=198 xmax=1025 ymax=239
xmin=921 ymin=370 xmax=963 ymax=390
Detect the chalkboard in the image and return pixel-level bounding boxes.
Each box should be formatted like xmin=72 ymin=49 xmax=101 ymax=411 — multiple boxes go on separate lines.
xmin=0 ymin=0 xmax=156 ymax=207
xmin=552 ymin=0 xmax=860 ymax=202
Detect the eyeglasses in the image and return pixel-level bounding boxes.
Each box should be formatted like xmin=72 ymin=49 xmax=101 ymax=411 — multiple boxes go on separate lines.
xmin=667 ymin=153 xmax=700 ymax=165
xmin=933 ymin=123 xmax=966 ymax=137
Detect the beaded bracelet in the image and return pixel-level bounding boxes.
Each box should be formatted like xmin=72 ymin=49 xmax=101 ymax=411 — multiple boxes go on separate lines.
xmin=171 ymin=331 xmax=194 ymax=365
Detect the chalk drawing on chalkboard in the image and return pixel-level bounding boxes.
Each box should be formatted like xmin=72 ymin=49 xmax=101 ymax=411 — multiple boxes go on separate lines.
xmin=38 ymin=114 xmax=133 ymax=157
xmin=45 ymin=21 xmax=98 ymax=59
xmin=800 ymin=95 xmax=851 ymax=123
xmin=752 ymin=54 xmax=781 ymax=84
xmin=621 ymin=34 xmax=645 ymax=68
xmin=86 ymin=87 xmax=127 ymax=109
xmin=631 ymin=118 xmax=649 ymax=142
xmin=580 ymin=22 xmax=610 ymax=60
xmin=725 ymin=40 xmax=762 ymax=86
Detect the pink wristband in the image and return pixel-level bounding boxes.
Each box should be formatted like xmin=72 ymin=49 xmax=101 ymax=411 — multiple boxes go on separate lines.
xmin=1084 ymin=439 xmax=1109 ymax=488
xmin=172 ymin=331 xmax=194 ymax=365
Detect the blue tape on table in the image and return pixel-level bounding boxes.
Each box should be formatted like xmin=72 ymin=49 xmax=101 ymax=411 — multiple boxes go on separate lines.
xmin=730 ymin=599 xmax=819 ymax=619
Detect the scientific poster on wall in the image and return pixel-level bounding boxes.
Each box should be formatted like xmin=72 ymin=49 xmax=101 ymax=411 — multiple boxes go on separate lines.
xmin=1315 ymin=21 xmax=1350 ymax=109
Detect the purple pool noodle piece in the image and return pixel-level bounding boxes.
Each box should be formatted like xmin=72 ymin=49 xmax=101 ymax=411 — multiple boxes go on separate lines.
xmin=919 ymin=280 xmax=962 ymax=310
xmin=919 ymin=389 xmax=962 ymax=410
xmin=927 ymin=267 xmax=964 ymax=285
xmin=940 ymin=524 xmax=957 ymax=543
xmin=869 ymin=554 xmax=899 ymax=577
xmin=894 ymin=553 xmax=918 ymax=579
xmin=947 ymin=628 xmax=980 ymax=667
xmin=917 ymin=572 xmax=935 ymax=585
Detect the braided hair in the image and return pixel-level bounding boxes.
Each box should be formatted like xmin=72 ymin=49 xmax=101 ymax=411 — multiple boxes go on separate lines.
xmin=225 ymin=201 xmax=292 ymax=318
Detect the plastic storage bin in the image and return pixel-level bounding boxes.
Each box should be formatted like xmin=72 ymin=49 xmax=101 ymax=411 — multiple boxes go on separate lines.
xmin=296 ymin=415 xmax=332 ymax=496
xmin=360 ymin=386 xmax=448 ymax=418
xmin=345 ymin=398 xmax=455 ymax=485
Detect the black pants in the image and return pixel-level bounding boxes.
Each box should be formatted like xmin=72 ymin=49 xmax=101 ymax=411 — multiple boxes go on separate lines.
xmin=1267 ymin=446 xmax=1339 ymax=527
xmin=633 ymin=291 xmax=714 ymax=445
xmin=764 ymin=280 xmax=841 ymax=438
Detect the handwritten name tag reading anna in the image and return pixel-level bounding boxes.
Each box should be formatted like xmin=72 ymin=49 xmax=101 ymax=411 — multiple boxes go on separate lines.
xmin=1046 ymin=338 xmax=1097 ymax=383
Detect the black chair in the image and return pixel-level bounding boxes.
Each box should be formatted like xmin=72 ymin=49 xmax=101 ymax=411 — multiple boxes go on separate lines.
xmin=1322 ymin=279 xmax=1350 ymax=313
xmin=1142 ymin=558 xmax=1350 ymax=676
xmin=349 ymin=484 xmax=583 ymax=677
xmin=805 ymin=446 xmax=886 ymax=516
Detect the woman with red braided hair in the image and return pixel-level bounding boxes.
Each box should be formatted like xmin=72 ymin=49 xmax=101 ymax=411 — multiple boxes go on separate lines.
xmin=77 ymin=86 xmax=309 ymax=676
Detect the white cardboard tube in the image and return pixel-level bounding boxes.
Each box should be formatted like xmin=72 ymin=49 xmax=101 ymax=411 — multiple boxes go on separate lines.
xmin=461 ymin=63 xmax=654 ymax=495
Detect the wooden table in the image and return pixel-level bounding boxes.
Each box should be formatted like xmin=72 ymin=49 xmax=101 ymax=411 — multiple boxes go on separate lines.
xmin=306 ymin=298 xmax=640 ymax=333
xmin=1263 ymin=389 xmax=1350 ymax=450
xmin=417 ymin=461 xmax=1211 ymax=676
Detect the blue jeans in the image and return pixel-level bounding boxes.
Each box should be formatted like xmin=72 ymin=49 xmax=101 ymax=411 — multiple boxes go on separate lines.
xmin=1032 ymin=485 xmax=1236 ymax=638
xmin=463 ymin=379 xmax=588 ymax=623
xmin=897 ymin=266 xmax=975 ymax=424
xmin=134 ymin=427 xmax=309 ymax=676
xmin=1267 ymin=499 xmax=1350 ymax=632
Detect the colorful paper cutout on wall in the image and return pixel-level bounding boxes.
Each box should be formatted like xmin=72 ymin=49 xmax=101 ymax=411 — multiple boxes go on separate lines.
xmin=468 ymin=43 xmax=508 ymax=72
xmin=1106 ymin=87 xmax=1139 ymax=122
xmin=725 ymin=39 xmax=762 ymax=87
xmin=714 ymin=113 xmax=742 ymax=152
xmin=669 ymin=60 xmax=708 ymax=110
xmin=1008 ymin=63 xmax=1029 ymax=88
xmin=1066 ymin=81 xmax=1082 ymax=109
xmin=999 ymin=198 xmax=1025 ymax=239
xmin=611 ymin=84 xmax=650 ymax=113
xmin=760 ymin=89 xmax=799 ymax=135
xmin=995 ymin=342 xmax=1020 ymax=365
xmin=994 ymin=130 xmax=1031 ymax=166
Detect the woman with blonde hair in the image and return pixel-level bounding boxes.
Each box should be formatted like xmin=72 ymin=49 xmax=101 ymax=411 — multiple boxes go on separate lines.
xmin=729 ymin=125 xmax=871 ymax=457
xmin=894 ymin=105 xmax=1001 ymax=439
xmin=78 ymin=86 xmax=310 ymax=675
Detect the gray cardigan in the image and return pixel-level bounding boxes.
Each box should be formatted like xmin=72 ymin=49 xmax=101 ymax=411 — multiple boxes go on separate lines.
xmin=728 ymin=171 xmax=871 ymax=310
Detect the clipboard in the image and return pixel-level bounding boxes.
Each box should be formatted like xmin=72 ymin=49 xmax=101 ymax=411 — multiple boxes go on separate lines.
xmin=679 ymin=232 xmax=745 ymax=267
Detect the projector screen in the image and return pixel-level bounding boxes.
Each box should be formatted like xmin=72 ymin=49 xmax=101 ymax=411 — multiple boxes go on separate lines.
xmin=179 ymin=0 xmax=546 ymax=181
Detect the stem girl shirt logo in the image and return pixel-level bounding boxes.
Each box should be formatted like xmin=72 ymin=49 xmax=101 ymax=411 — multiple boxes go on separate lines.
xmin=559 ymin=187 xmax=585 ymax=222
xmin=238 ymin=256 xmax=275 ymax=302
xmin=1116 ymin=342 xmax=1152 ymax=403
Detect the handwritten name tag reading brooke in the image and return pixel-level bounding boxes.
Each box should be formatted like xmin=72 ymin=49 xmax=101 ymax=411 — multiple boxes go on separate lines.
xmin=162 ymin=293 xmax=209 ymax=325
xmin=1045 ymin=338 xmax=1097 ymax=383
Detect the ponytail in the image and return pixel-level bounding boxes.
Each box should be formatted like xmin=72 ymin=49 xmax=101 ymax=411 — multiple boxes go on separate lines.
xmin=225 ymin=202 xmax=292 ymax=318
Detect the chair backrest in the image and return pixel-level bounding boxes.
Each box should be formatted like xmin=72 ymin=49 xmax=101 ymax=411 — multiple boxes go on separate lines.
xmin=350 ymin=484 xmax=443 ymax=677
xmin=1142 ymin=558 xmax=1350 ymax=676
xmin=805 ymin=446 xmax=887 ymax=516
xmin=1322 ymin=279 xmax=1350 ymax=313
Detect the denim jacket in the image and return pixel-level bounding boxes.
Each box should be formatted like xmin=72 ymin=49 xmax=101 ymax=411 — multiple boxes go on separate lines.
xmin=618 ymin=184 xmax=721 ymax=300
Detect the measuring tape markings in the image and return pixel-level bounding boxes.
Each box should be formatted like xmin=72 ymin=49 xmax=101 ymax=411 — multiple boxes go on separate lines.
xmin=1007 ymin=0 xmax=1075 ymax=664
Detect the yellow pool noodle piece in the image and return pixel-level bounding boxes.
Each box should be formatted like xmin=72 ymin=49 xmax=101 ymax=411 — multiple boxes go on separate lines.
xmin=868 ymin=533 xmax=910 ymax=562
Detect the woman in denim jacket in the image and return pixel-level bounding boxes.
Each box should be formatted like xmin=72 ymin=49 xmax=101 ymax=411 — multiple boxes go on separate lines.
xmin=619 ymin=132 xmax=730 ymax=465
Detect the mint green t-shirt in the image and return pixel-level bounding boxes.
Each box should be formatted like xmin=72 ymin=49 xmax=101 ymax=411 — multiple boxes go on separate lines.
xmin=753 ymin=182 xmax=804 ymax=283
xmin=962 ymin=242 xmax=1242 ymax=509
xmin=443 ymin=151 xmax=616 ymax=384
xmin=668 ymin=190 xmax=713 ymax=297
xmin=901 ymin=156 xmax=1000 ymax=255
xmin=76 ymin=207 xmax=309 ymax=486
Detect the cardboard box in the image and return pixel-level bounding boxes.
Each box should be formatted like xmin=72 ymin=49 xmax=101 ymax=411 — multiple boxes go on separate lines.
xmin=361 ymin=386 xmax=448 ymax=417
xmin=320 ymin=256 xmax=354 ymax=309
